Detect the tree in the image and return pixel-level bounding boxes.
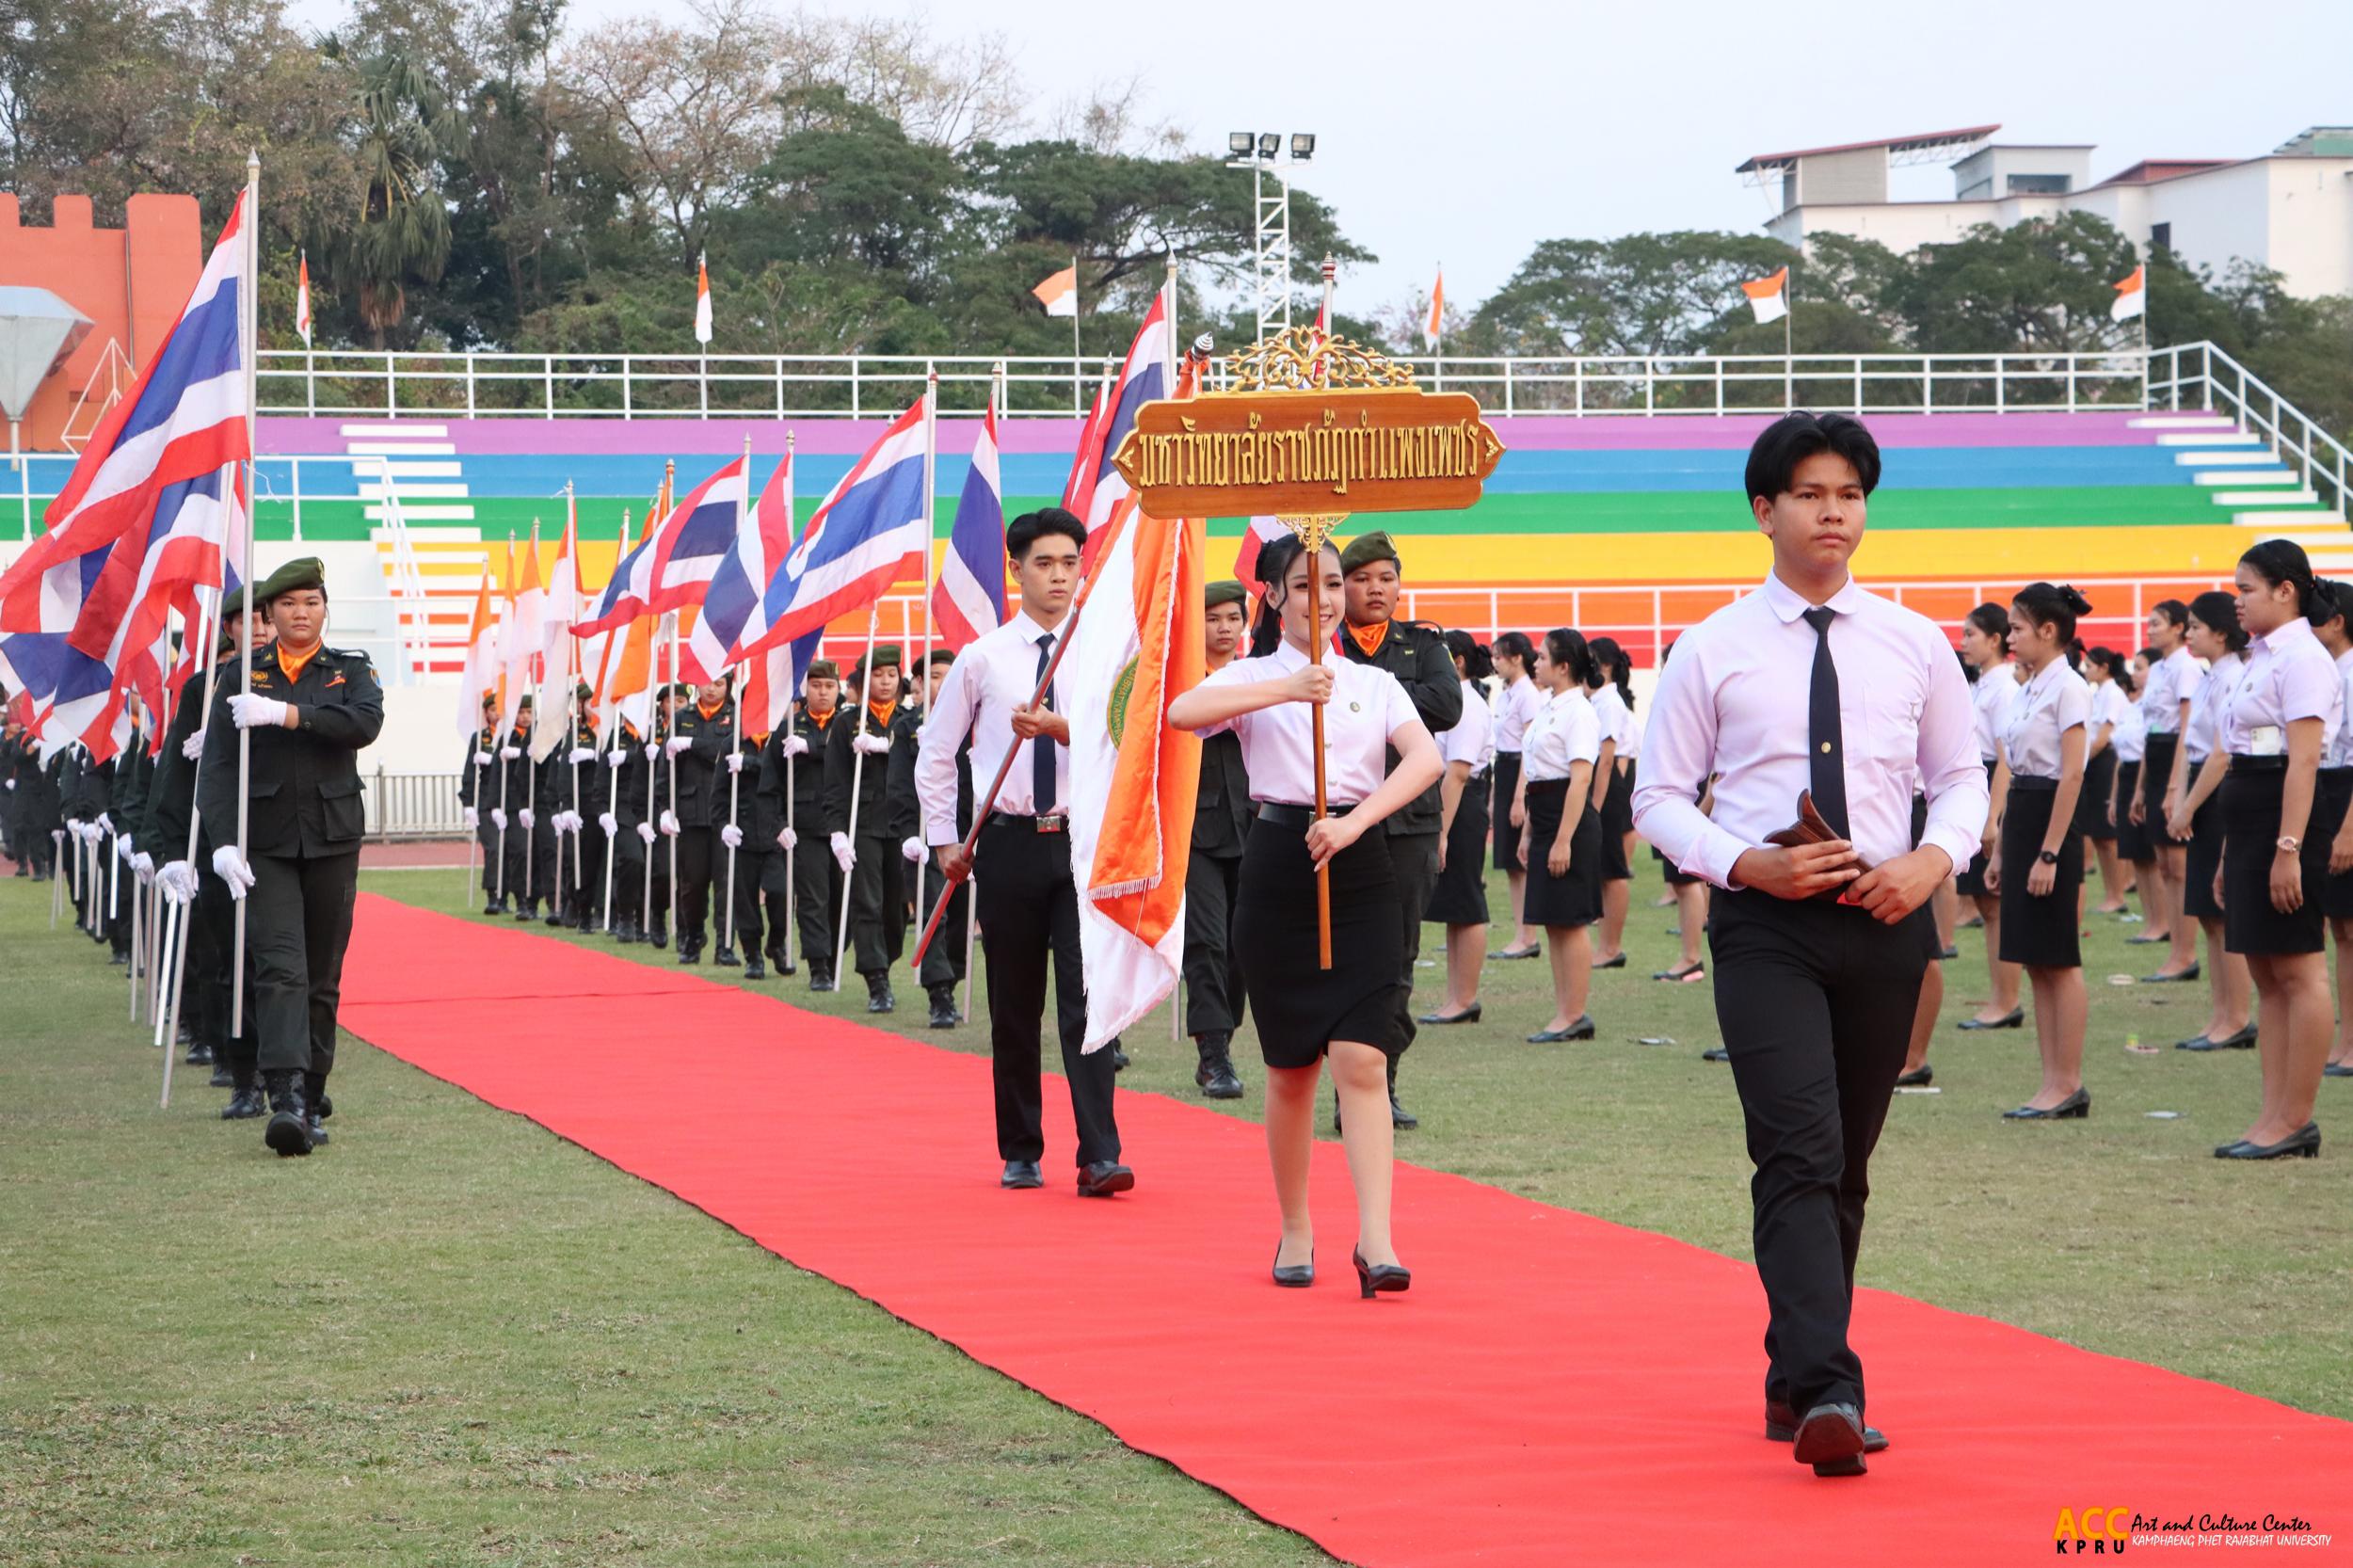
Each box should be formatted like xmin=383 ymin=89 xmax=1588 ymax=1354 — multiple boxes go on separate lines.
xmin=333 ymin=46 xmax=457 ymax=346
xmin=1473 ymin=231 xmax=1798 ymax=360
xmin=1890 ymin=212 xmax=2139 ymax=354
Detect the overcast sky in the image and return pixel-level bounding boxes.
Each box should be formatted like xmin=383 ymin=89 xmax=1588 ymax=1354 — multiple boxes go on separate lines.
xmin=326 ymin=0 xmax=2353 ymax=316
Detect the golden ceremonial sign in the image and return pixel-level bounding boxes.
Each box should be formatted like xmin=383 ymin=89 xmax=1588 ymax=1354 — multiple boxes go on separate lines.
xmin=1108 ymin=328 xmax=1505 ymax=519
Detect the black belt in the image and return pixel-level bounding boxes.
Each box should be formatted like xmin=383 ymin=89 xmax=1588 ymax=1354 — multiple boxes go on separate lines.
xmin=2321 ymin=766 xmax=2353 ymax=782
xmin=2226 ymin=754 xmax=2289 ymax=774
xmin=1468 ymin=768 xmax=1492 ymax=784
xmin=1257 ymin=802 xmax=1357 ymax=829
xmin=2009 ymin=776 xmax=2059 ymax=793
xmin=986 ymin=811 xmax=1067 ymax=834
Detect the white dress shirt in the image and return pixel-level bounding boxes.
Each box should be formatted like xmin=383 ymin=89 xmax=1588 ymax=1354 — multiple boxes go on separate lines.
xmin=2225 ymin=616 xmax=2343 ymax=759
xmin=1970 ymin=664 xmax=2020 ymax=762
xmin=2112 ymin=697 xmax=2148 ymax=765
xmin=2143 ymin=646 xmax=2202 ymax=735
xmin=1632 ymin=571 xmax=1989 ymax=890
xmin=1438 ymin=680 xmax=1496 ymax=772
xmin=2089 ymin=679 xmax=2129 ymax=745
xmin=1521 ymin=686 xmax=1600 ymax=782
xmin=1998 ymin=660 xmax=2091 ymax=780
xmin=2183 ymin=651 xmax=2244 ymax=767
xmin=1494 ymin=676 xmax=1540 ymax=752
xmin=1592 ymin=683 xmax=1638 ymax=761
xmin=915 ymin=610 xmax=1069 ymax=846
xmin=1193 ymin=642 xmax=1420 ymax=806
xmin=2329 ymin=650 xmax=2353 ymax=769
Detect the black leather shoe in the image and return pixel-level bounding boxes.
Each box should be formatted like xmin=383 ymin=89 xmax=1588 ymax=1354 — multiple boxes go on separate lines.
xmin=1767 ymin=1400 xmax=1887 ymax=1453
xmin=2215 ymin=1023 xmax=2257 ymax=1048
xmin=1272 ymin=1243 xmax=1314 ymax=1288
xmin=1000 ymin=1160 xmax=1043 ymax=1190
xmin=1494 ymin=944 xmax=1542 ymax=960
xmin=1077 ymin=1160 xmax=1135 ymax=1197
xmin=926 ymin=984 xmax=960 ymax=1029
xmin=865 ymin=976 xmax=895 ymax=1014
xmin=2004 ymin=1086 xmax=2089 ymax=1120
xmin=2216 ymin=1123 xmax=2320 ymax=1160
xmin=262 ymin=1071 xmax=312 ymax=1158
xmin=220 ymin=1085 xmax=266 ymax=1120
xmin=544 ymin=911 xmax=564 ymax=927
xmin=1792 ymin=1402 xmax=1868 ymax=1477
xmin=1352 ymin=1247 xmax=1411 ymax=1299
xmin=648 ymin=926 xmax=669 ymax=952
xmin=1958 ymin=1008 xmax=2024 ymax=1031
xmin=1111 ymin=1047 xmax=1130 ymax=1072
xmin=677 ymin=946 xmax=700 ymax=966
xmin=306 ymin=1112 xmax=329 ymax=1146
xmin=2326 ymin=1062 xmax=2353 ymax=1078
xmin=1417 ymin=1004 xmax=1481 ymax=1024
xmin=808 ymin=968 xmax=836 ymax=993
xmin=184 ymin=1040 xmax=214 ymax=1065
xmin=1526 ymin=1016 xmax=1595 ymax=1043
xmin=1196 ymin=1058 xmax=1244 ymax=1099
xmin=484 ymin=897 xmax=505 ymax=917
xmin=2141 ymin=964 xmax=2200 ymax=983
xmin=1701 ymin=1046 xmax=1731 ymax=1063
xmin=744 ymin=960 xmax=766 ymax=981
xmin=1593 ymin=952 xmax=1627 ymax=969
xmin=207 ymin=1063 xmax=235 ymax=1088
xmin=1652 ymin=962 xmax=1705 ymax=983
xmin=714 ymin=946 xmax=739 ymax=967
xmin=1895 ymin=1064 xmax=1933 ymax=1088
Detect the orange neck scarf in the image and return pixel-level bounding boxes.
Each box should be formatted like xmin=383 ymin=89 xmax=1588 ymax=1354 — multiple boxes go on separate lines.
xmin=1346 ymin=619 xmax=1388 ymax=658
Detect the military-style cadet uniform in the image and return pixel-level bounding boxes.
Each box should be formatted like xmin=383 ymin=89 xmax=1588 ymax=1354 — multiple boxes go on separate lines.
xmin=106 ymin=705 xmax=158 ymax=963
xmin=665 ymin=687 xmax=736 ymax=965
xmin=539 ymin=687 xmax=605 ymax=929
xmin=496 ymin=699 xmax=557 ymax=921
xmin=1334 ymin=531 xmax=1460 ymax=1130
xmin=725 ymin=712 xmax=787 ymax=980
xmin=1 ymin=719 xmax=31 ymax=874
xmin=458 ymin=699 xmax=503 ymax=913
xmin=611 ymin=694 xmax=680 ymax=948
xmin=10 ymin=729 xmax=62 ymax=878
xmin=763 ymin=670 xmax=841 ymax=988
xmin=61 ymin=744 xmax=111 ymax=936
xmin=892 ymin=651 xmax=971 ymax=1028
xmin=196 ymin=557 xmax=384 ymax=1158
xmin=824 ymin=648 xmax=921 ymax=1011
xmin=1184 ymin=580 xmax=1254 ymax=1097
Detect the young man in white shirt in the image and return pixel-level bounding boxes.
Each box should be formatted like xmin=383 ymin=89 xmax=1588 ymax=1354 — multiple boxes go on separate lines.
xmin=916 ymin=508 xmax=1130 ymax=1197
xmin=1633 ymin=412 xmax=1988 ymax=1479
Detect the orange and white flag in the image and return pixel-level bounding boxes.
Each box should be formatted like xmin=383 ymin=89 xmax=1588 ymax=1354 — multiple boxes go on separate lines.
xmin=1032 ymin=263 xmax=1078 ymax=318
xmin=536 ymin=494 xmax=584 ymax=757
xmin=456 ymin=568 xmax=498 ymax=738
xmin=2111 ymin=264 xmax=2147 ymax=322
xmin=694 ymin=252 xmax=712 ymax=344
xmin=1426 ymin=265 xmax=1445 ymax=346
xmin=295 ymin=249 xmax=312 ymax=347
xmin=1741 ymin=265 xmax=1789 ymax=326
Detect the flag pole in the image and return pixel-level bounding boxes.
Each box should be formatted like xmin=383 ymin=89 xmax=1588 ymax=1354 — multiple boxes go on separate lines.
xmin=1307 ymin=257 xmax=1337 ymax=970
xmin=913 ymin=363 xmax=937 ymax=962
xmin=834 ymin=603 xmax=882 ymax=984
xmin=524 ymin=521 xmax=540 ymax=909
xmin=1070 ymin=253 xmax=1081 ymax=408
xmin=568 ymin=484 xmax=583 ymax=893
xmin=495 ymin=532 xmax=515 ymax=903
xmin=230 ymin=150 xmax=260 ymax=1042
xmin=600 ymin=505 xmax=632 ymax=932
xmin=720 ymin=436 xmax=751 ymax=956
xmin=666 ymin=611 xmax=680 ymax=947
xmin=1784 ymin=267 xmax=1795 ymax=412
xmin=781 ymin=429 xmax=797 ymax=975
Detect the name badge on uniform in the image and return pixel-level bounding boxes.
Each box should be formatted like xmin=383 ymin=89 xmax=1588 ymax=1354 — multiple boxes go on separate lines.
xmin=2249 ymin=725 xmax=2285 ymax=757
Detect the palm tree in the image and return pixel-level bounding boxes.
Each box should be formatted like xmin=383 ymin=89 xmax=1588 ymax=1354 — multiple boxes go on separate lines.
xmin=340 ymin=50 xmax=456 ymax=347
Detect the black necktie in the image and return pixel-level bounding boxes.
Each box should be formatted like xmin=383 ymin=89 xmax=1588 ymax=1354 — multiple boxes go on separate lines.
xmin=1032 ymin=632 xmax=1057 ymax=814
xmin=1801 ymin=606 xmax=1849 ymax=839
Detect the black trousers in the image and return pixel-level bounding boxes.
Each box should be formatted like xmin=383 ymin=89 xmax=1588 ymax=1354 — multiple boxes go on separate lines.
xmin=1385 ymin=831 xmax=1439 ymax=1064
xmin=502 ymin=822 xmax=555 ymax=910
xmin=551 ymin=831 xmax=595 ymax=923
xmin=916 ymin=866 xmax=968 ymax=990
xmin=191 ymin=862 xmax=256 ymax=1083
xmin=476 ymin=818 xmax=502 ymax=898
xmin=247 ymin=849 xmax=360 ymax=1079
xmin=728 ymin=848 xmax=789 ymax=962
xmin=1182 ymin=847 xmax=1245 ymax=1048
xmin=1707 ymin=888 xmax=1931 ymax=1418
xmin=791 ymin=842 xmax=840 ymax=970
xmin=672 ymin=826 xmax=719 ymax=951
xmin=613 ymin=836 xmax=671 ymax=934
xmin=974 ymin=818 xmax=1119 ymax=1168
xmin=847 ymin=834 xmax=905 ymax=977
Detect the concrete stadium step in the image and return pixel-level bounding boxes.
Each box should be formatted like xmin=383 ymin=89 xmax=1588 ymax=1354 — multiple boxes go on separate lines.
xmin=338 ymin=422 xmax=450 ymax=439
xmin=2129 ymin=415 xmax=2240 ymax=429
xmin=2232 ymin=512 xmax=2347 ymax=529
xmin=363 ymin=503 xmax=478 ymax=521
xmin=358 ymin=482 xmax=471 ymax=499
xmin=347 ymin=440 xmax=457 ymax=456
xmin=2193 ymin=469 xmax=2299 ymax=486
xmin=2174 ymin=450 xmax=2281 ymax=466
xmin=2213 ymin=488 xmax=2322 ymax=506
xmin=376 ymin=461 xmax=464 ymax=480
xmin=2154 ymin=432 xmax=2263 ymax=447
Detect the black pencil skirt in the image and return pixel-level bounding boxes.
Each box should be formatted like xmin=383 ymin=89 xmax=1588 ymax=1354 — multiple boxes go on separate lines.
xmin=2075 ymin=748 xmax=2118 ymax=840
xmin=1491 ymin=752 xmax=1525 ymax=874
xmin=1957 ymin=757 xmax=1998 ymax=897
xmin=1998 ymin=778 xmax=2084 ymax=968
xmin=1521 ymin=778 xmax=1602 ymax=928
xmin=2114 ymin=760 xmax=2153 ymax=863
xmin=2142 ymin=733 xmax=2186 ymax=847
xmin=2320 ymin=768 xmax=2353 ymax=920
xmin=2221 ymin=764 xmax=2329 ymax=956
xmin=1235 ymin=813 xmax=1406 ymax=1067
xmin=1427 ymin=770 xmax=1492 ymax=926
xmin=1598 ymin=759 xmax=1635 ymax=881
xmin=2183 ymin=792 xmax=2225 ymax=921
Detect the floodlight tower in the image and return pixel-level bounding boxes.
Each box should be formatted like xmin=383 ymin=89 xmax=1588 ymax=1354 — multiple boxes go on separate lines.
xmin=1226 ymin=132 xmax=1316 ymax=344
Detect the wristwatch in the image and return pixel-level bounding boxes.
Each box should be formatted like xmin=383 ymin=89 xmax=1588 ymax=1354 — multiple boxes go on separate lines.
xmin=2278 ymin=835 xmax=2302 ymax=853
xmin=2037 ymin=849 xmax=2059 ymax=866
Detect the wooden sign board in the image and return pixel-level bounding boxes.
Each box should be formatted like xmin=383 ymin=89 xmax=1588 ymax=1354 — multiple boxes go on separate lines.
xmin=1108 ymin=386 xmax=1504 ymax=520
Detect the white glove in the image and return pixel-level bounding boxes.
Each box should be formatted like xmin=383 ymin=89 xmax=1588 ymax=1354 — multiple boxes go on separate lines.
xmin=599 ymin=811 xmax=618 ymax=838
xmin=229 ymin=693 xmax=290 ymax=730
xmin=184 ymin=728 xmax=207 ymax=760
xmin=96 ymin=811 xmax=114 ymax=835
xmin=830 ymin=831 xmax=855 ymax=872
xmin=132 ymin=852 xmax=154 ymax=885
xmin=568 ymin=746 xmax=598 ymax=766
xmin=902 ymin=836 xmax=924 ymax=863
xmin=559 ymin=810 xmax=582 ymax=834
xmin=658 ymin=808 xmax=680 ymax=837
xmin=462 ymin=805 xmax=479 ymax=830
xmin=157 ymin=859 xmax=198 ymax=904
xmin=719 ymin=824 xmax=743 ymax=849
xmin=783 ymin=735 xmax=809 ymax=759
xmin=81 ymin=822 xmax=104 ymax=844
xmin=726 ymin=752 xmax=744 ymax=775
xmin=606 ymin=749 xmax=626 ymax=770
xmin=474 ymin=748 xmax=495 ymax=767
xmin=210 ymin=843 xmax=255 ymax=899
xmin=853 ymin=732 xmax=891 ymax=756
xmin=2 ymin=778 xmax=12 ymax=791
xmin=116 ymin=834 xmax=135 ymax=862
xmin=490 ymin=808 xmax=508 ymax=831
xmin=644 ymin=743 xmax=660 ymax=761
xmin=65 ymin=817 xmax=83 ymax=838
xmin=501 ymin=744 xmax=522 ymax=760
xmin=518 ymin=808 xmax=536 ymax=831
xmin=776 ymin=826 xmax=797 ymax=852
xmin=635 ymin=822 xmax=655 ymax=845
xmin=664 ymin=735 xmax=693 ymax=759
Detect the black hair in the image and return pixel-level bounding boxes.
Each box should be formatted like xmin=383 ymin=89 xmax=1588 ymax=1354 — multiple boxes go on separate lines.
xmin=2150 ymin=598 xmax=2189 ymax=632
xmin=2313 ymin=577 xmax=2346 ymax=631
xmin=1442 ymin=629 xmax=1494 ymax=685
xmin=2187 ymin=589 xmax=2249 ymax=654
xmin=1005 ymin=506 xmax=1087 ymax=562
xmin=926 ymin=648 xmax=956 ymax=669
xmin=1963 ymin=601 xmax=2009 ymax=644
xmin=1586 ymin=635 xmax=1636 ymax=711
xmin=1960 ymin=648 xmax=1978 ymax=685
xmin=2010 ymin=582 xmax=2092 ymax=646
xmin=2086 ymin=646 xmax=2137 ymax=696
xmin=1492 ymin=630 xmax=1535 ymax=672
xmin=2240 ymin=538 xmax=2329 ymax=626
xmin=1248 ymin=532 xmax=1339 ymax=656
xmin=1542 ymin=627 xmax=1596 ymax=689
xmin=1743 ymin=410 xmax=1882 ymax=504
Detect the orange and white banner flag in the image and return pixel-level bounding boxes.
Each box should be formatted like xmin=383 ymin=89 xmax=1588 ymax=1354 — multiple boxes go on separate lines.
xmin=1426 ymin=266 xmax=1445 ymax=345
xmin=295 ymin=249 xmax=312 ymax=347
xmin=694 ymin=252 xmax=712 ymax=344
xmin=1741 ymin=265 xmax=1789 ymax=326
xmin=1032 ymin=264 xmax=1078 ymax=318
xmin=2111 ymin=264 xmax=2146 ymax=322
xmin=456 ymin=568 xmax=497 ymax=738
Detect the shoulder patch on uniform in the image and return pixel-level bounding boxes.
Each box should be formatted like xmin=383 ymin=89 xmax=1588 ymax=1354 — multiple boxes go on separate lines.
xmin=328 ymin=647 xmax=372 ymax=665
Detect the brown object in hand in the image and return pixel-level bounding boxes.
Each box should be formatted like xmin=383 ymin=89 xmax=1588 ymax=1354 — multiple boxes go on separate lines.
xmin=1763 ymin=791 xmax=1871 ymax=901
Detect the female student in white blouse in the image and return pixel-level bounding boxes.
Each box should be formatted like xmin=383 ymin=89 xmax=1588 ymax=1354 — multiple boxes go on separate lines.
xmin=2164 ymin=593 xmax=2253 ymax=1051
xmin=1983 ymin=585 xmax=2095 ymax=1119
xmin=2137 ymin=599 xmax=2202 ymax=981
xmin=1489 ymin=632 xmax=1543 ymax=959
xmin=1959 ymin=603 xmax=2025 ymax=1031
xmin=1587 ymin=637 xmax=1640 ymax=969
xmin=2313 ymin=596 xmax=2353 ymax=1080
xmin=1169 ymin=534 xmax=1443 ymax=1290
xmin=1515 ymin=628 xmax=1605 ymax=1042
xmin=2210 ymin=542 xmax=2342 ymax=1160
xmin=2110 ymin=649 xmax=2158 ymax=930
xmin=1421 ymin=632 xmax=1497 ymax=1024
xmin=2078 ymin=648 xmax=2130 ymax=916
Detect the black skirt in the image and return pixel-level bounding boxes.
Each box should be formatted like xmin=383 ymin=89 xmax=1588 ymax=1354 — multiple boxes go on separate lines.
xmin=2321 ymin=768 xmax=2353 ymax=920
xmin=2221 ymin=764 xmax=2329 ymax=956
xmin=1998 ymin=778 xmax=2084 ymax=968
xmin=1957 ymin=757 xmax=1998 ymax=897
xmin=2114 ymin=760 xmax=2153 ymax=863
xmin=2076 ymin=748 xmax=2119 ymax=840
xmin=1235 ymin=813 xmax=1405 ymax=1067
xmin=2183 ymin=792 xmax=2226 ymax=921
xmin=2142 ymin=733 xmax=2186 ymax=846
xmin=1657 ymin=844 xmax=1700 ymax=888
xmin=1491 ymin=752 xmax=1525 ymax=873
xmin=1521 ymin=778 xmax=1602 ymax=928
xmin=1598 ymin=759 xmax=1635 ymax=881
xmin=1427 ymin=770 xmax=1492 ymax=926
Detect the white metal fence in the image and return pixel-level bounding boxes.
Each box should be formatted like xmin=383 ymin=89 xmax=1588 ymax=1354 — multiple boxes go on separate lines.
xmin=2149 ymin=342 xmax=2353 ymax=521
xmin=366 ymin=770 xmax=468 ymax=839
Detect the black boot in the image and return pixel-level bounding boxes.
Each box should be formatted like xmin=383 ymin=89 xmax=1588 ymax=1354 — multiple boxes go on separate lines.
xmin=648 ymin=922 xmax=668 ymax=952
xmin=1193 ymin=1033 xmax=1244 ymax=1099
xmin=677 ymin=938 xmax=700 ymax=965
xmin=616 ymin=918 xmax=641 ymax=945
xmin=544 ymin=905 xmax=564 ymax=927
xmin=926 ymin=983 xmax=960 ymax=1029
xmin=514 ymin=898 xmax=535 ymax=921
xmin=714 ymin=943 xmax=740 ymax=967
xmin=207 ymin=1058 xmax=235 ymax=1089
xmin=808 ymin=963 xmax=835 ymax=993
xmin=220 ymin=1083 xmax=265 ymax=1119
xmin=184 ymin=1039 xmax=215 ymax=1066
xmin=263 ymin=1070 xmax=312 ymax=1157
xmin=865 ymin=973 xmax=895 ymax=1014
xmin=485 ymin=894 xmax=506 ymax=917
xmin=1387 ymin=1059 xmax=1417 ymax=1130
xmin=303 ymin=1072 xmax=332 ymax=1146
xmin=743 ymin=956 xmax=766 ymax=981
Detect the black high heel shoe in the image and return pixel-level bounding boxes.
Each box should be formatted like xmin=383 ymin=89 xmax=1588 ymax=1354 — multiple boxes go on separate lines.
xmin=1352 ymin=1247 xmax=1411 ymax=1299
xmin=1273 ymin=1243 xmax=1315 ymax=1288
xmin=2216 ymin=1123 xmax=2320 ymax=1160
xmin=2003 ymin=1087 xmax=2089 ymax=1120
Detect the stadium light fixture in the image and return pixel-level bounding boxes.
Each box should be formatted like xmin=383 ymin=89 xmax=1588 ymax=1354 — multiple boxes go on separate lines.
xmin=1257 ymin=132 xmax=1280 ymax=159
xmin=1290 ymin=134 xmax=1316 ymax=161
xmin=1229 ymin=132 xmax=1255 ymax=156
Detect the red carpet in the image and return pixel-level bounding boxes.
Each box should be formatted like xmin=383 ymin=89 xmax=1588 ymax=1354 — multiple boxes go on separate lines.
xmin=339 ymin=895 xmax=2353 ymax=1564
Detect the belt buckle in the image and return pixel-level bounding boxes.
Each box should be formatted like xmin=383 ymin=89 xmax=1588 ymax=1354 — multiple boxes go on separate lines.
xmin=1034 ymin=816 xmax=1064 ymax=835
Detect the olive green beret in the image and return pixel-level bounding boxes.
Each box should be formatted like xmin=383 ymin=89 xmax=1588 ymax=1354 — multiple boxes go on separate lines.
xmin=215 ymin=584 xmax=251 ymax=650
xmin=517 ymin=695 xmax=535 ymax=711
xmin=856 ymin=644 xmax=903 ymax=677
xmin=1204 ymin=580 xmax=1249 ymax=610
xmin=1337 ymin=532 xmax=1399 ymax=574
xmin=255 ymin=556 xmax=326 ymax=603
xmin=805 ymin=659 xmax=840 ymax=681
xmin=575 ymin=680 xmax=595 ymax=700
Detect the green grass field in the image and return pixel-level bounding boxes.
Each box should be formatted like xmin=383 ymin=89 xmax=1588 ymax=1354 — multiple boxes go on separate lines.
xmin=5 ymin=863 xmax=2349 ymax=1564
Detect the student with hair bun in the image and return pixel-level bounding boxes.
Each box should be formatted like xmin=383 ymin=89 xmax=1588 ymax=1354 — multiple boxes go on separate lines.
xmin=1420 ymin=631 xmax=1496 ymax=1025
xmin=1515 ymin=627 xmax=1605 ymax=1042
xmin=2137 ymin=599 xmax=2201 ymax=981
xmin=1489 ymin=631 xmax=1543 ymax=958
xmin=2312 ymin=587 xmax=2353 ymax=1080
xmin=1958 ymin=602 xmax=2024 ymax=1030
xmin=2165 ymin=591 xmax=2253 ymax=1051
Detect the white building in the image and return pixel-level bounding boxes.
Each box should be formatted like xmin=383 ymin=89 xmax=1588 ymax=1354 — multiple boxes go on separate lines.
xmin=1739 ymin=125 xmax=2353 ymax=298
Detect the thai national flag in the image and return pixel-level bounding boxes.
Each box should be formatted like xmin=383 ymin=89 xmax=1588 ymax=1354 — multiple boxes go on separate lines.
xmin=930 ymin=403 xmax=1004 ymax=653
xmin=574 ymin=456 xmax=745 ymax=636
xmin=739 ymin=394 xmax=931 ymax=660
xmin=1078 ymin=283 xmax=1171 ymax=546
xmin=685 ymin=449 xmax=794 ymax=683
